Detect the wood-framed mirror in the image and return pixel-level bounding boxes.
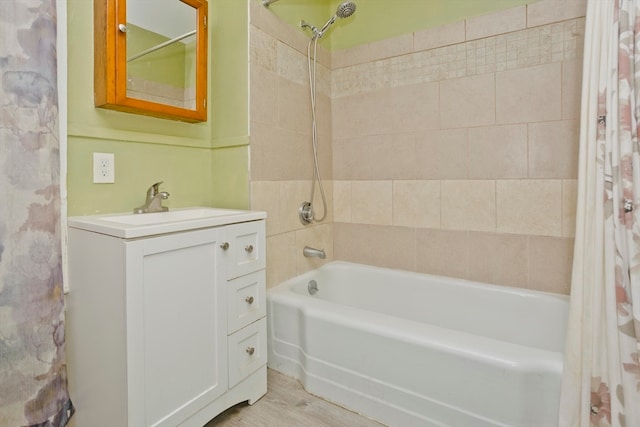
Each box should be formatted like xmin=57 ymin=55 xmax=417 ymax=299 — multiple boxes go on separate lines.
xmin=94 ymin=0 xmax=208 ymax=123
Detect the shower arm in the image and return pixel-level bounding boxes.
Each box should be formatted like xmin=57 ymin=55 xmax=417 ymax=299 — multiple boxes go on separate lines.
xmin=317 ymin=15 xmax=337 ymax=38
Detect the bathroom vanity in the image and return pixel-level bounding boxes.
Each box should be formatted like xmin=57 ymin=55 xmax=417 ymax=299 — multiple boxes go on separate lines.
xmin=66 ymin=208 xmax=267 ymax=427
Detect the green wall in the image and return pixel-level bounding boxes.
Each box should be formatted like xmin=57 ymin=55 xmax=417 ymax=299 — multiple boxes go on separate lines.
xmin=66 ymin=0 xmax=249 ymax=216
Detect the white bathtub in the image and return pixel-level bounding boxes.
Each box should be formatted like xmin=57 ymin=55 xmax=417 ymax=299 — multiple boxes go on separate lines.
xmin=267 ymin=261 xmax=569 ymax=427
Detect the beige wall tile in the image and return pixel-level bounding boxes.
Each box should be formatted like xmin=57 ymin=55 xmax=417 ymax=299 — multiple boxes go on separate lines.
xmin=527 ymin=0 xmax=587 ymax=28
xmin=316 ymin=44 xmax=332 ymax=70
xmin=248 ymin=0 xmax=263 ymax=25
xmin=250 ymin=181 xmax=281 ymax=236
xmin=393 ymin=180 xmax=441 ymax=228
xmin=332 ymin=83 xmax=439 ymax=138
xmin=333 ymin=223 xmax=416 ymax=271
xmin=250 ymin=67 xmax=279 ymax=126
xmin=416 ymin=129 xmax=468 ymax=180
xmin=351 ymin=181 xmax=393 ymax=225
xmin=250 ymin=26 xmax=277 ymax=73
xmin=249 ymin=128 xmax=263 ymax=181
xmin=255 ymin=5 xmax=310 ymax=57
xmin=496 ymin=63 xmax=562 ymax=124
xmin=468 ymin=124 xmax=528 ymax=179
xmin=333 ymin=134 xmax=416 ymax=180
xmin=369 ymin=33 xmax=414 ymax=61
xmin=414 ymin=21 xmax=465 ymax=52
xmin=497 ymin=179 xmax=562 ymax=236
xmin=466 ymin=6 xmax=526 ymax=40
xmin=562 ymin=59 xmax=584 ymax=120
xmin=295 ymin=223 xmax=334 ymax=275
xmin=266 ymin=232 xmax=297 ymax=289
xmin=441 ymin=180 xmax=496 ymax=232
xmin=256 ymin=124 xmax=307 ymax=180
xmin=333 ymin=180 xmax=352 ymax=223
xmin=440 ymin=73 xmax=496 ymax=129
xmin=332 ymin=89 xmax=392 ymax=138
xmin=416 ymin=229 xmax=468 ymax=279
xmin=310 ymin=178 xmax=333 ymax=223
xmin=562 ymin=179 xmax=578 ymax=237
xmin=279 ymin=181 xmax=311 ymax=232
xmin=332 ymin=44 xmax=370 ymax=69
xmin=250 ymin=2 xmax=586 ymax=294
xmin=529 ymin=120 xmax=579 ymax=179
xmin=331 ymin=94 xmax=358 ymax=138
xmin=277 ymin=41 xmax=307 ymax=86
xmin=390 ymin=82 xmax=440 ymax=133
xmin=467 ymin=232 xmax=529 ymax=287
xmin=316 ymin=92 xmax=333 ymax=145
xmin=278 ymin=77 xmax=311 ymax=134
xmin=529 ymin=236 xmax=573 ymax=294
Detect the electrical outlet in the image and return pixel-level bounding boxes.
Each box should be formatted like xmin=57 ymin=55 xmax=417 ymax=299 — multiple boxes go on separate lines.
xmin=93 ymin=152 xmax=115 ymax=183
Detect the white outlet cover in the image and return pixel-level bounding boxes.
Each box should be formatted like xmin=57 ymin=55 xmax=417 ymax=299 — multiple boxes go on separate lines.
xmin=93 ymin=152 xmax=115 ymax=183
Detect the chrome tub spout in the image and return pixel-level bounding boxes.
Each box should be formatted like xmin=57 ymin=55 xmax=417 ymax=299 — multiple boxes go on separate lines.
xmin=303 ymin=246 xmax=326 ymax=259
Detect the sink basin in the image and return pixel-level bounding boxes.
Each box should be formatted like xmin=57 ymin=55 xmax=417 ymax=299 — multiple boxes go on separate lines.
xmin=68 ymin=207 xmax=266 ymax=238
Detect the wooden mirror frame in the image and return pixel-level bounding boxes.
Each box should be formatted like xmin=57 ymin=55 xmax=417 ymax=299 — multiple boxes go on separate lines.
xmin=94 ymin=0 xmax=208 ymax=123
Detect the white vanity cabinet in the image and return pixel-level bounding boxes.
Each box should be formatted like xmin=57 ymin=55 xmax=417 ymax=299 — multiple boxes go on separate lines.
xmin=67 ymin=209 xmax=267 ymax=427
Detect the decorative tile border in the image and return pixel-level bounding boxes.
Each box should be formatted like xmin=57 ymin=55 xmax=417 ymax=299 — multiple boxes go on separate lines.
xmin=332 ymin=18 xmax=585 ymax=98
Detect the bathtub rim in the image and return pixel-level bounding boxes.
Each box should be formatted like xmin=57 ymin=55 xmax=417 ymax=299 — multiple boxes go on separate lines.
xmin=271 ymin=260 xmax=570 ymax=301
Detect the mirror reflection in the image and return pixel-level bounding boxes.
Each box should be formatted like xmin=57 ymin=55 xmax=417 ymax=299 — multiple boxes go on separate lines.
xmin=126 ymin=0 xmax=197 ymax=110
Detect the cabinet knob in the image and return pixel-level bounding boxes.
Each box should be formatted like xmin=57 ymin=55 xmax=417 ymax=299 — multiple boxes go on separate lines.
xmin=245 ymin=296 xmax=254 ymax=304
xmin=246 ymin=347 xmax=255 ymax=356
xmin=244 ymin=244 xmax=254 ymax=253
xmin=118 ymin=24 xmax=127 ymax=33
xmin=220 ymin=242 xmax=229 ymax=250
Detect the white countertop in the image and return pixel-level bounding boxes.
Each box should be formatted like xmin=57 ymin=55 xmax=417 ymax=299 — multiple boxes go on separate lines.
xmin=68 ymin=207 xmax=267 ymax=238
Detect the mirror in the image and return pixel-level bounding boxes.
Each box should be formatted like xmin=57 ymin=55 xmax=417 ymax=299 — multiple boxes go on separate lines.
xmin=94 ymin=0 xmax=208 ymax=122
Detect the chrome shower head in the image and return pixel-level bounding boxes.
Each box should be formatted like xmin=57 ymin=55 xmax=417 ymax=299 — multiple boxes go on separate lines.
xmin=310 ymin=1 xmax=357 ymax=39
xmin=336 ymin=2 xmax=356 ymax=19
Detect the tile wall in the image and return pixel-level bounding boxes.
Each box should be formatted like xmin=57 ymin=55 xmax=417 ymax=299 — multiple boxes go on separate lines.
xmin=249 ymin=2 xmax=335 ymax=288
xmin=250 ymin=0 xmax=587 ymax=294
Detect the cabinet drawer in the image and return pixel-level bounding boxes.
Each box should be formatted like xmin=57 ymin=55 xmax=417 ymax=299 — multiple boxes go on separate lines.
xmin=227 ymin=270 xmax=266 ymax=334
xmin=222 ymin=221 xmax=266 ymax=279
xmin=228 ymin=319 xmax=267 ymax=388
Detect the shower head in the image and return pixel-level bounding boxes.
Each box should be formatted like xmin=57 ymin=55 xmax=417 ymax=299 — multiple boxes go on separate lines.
xmin=311 ymin=1 xmax=357 ymax=39
xmin=336 ymin=2 xmax=356 ymax=19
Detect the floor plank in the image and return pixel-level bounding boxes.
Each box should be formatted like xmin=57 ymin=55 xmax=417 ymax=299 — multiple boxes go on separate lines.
xmin=204 ymin=369 xmax=386 ymax=427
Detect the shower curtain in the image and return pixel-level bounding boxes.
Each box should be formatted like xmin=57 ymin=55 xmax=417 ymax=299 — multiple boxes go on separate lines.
xmin=559 ymin=0 xmax=640 ymax=426
xmin=0 ymin=0 xmax=74 ymax=426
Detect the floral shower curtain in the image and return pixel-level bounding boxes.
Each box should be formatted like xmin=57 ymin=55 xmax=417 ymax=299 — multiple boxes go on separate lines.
xmin=559 ymin=0 xmax=640 ymax=426
xmin=0 ymin=1 xmax=74 ymax=426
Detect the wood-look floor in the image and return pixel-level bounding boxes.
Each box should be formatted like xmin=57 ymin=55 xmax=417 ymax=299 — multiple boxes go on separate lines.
xmin=204 ymin=369 xmax=387 ymax=427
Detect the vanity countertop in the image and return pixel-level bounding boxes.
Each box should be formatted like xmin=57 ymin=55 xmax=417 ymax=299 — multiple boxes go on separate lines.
xmin=68 ymin=207 xmax=266 ymax=238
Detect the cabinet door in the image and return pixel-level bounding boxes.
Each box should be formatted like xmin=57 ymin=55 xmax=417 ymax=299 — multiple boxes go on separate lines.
xmin=125 ymin=228 xmax=227 ymax=427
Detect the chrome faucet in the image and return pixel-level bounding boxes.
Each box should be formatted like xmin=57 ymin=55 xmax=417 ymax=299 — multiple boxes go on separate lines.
xmin=134 ymin=182 xmax=170 ymax=214
xmin=303 ymin=246 xmax=326 ymax=259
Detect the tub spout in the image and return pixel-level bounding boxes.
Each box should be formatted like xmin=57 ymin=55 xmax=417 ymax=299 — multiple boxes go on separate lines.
xmin=303 ymin=246 xmax=326 ymax=259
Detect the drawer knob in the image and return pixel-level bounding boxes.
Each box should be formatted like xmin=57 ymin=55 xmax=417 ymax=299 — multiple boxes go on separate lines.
xmin=245 ymin=296 xmax=254 ymax=304
xmin=246 ymin=346 xmax=255 ymax=356
xmin=220 ymin=242 xmax=229 ymax=250
xmin=245 ymin=244 xmax=254 ymax=253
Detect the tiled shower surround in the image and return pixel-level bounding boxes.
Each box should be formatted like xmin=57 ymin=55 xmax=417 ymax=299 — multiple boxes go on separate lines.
xmin=249 ymin=0 xmax=586 ymax=294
